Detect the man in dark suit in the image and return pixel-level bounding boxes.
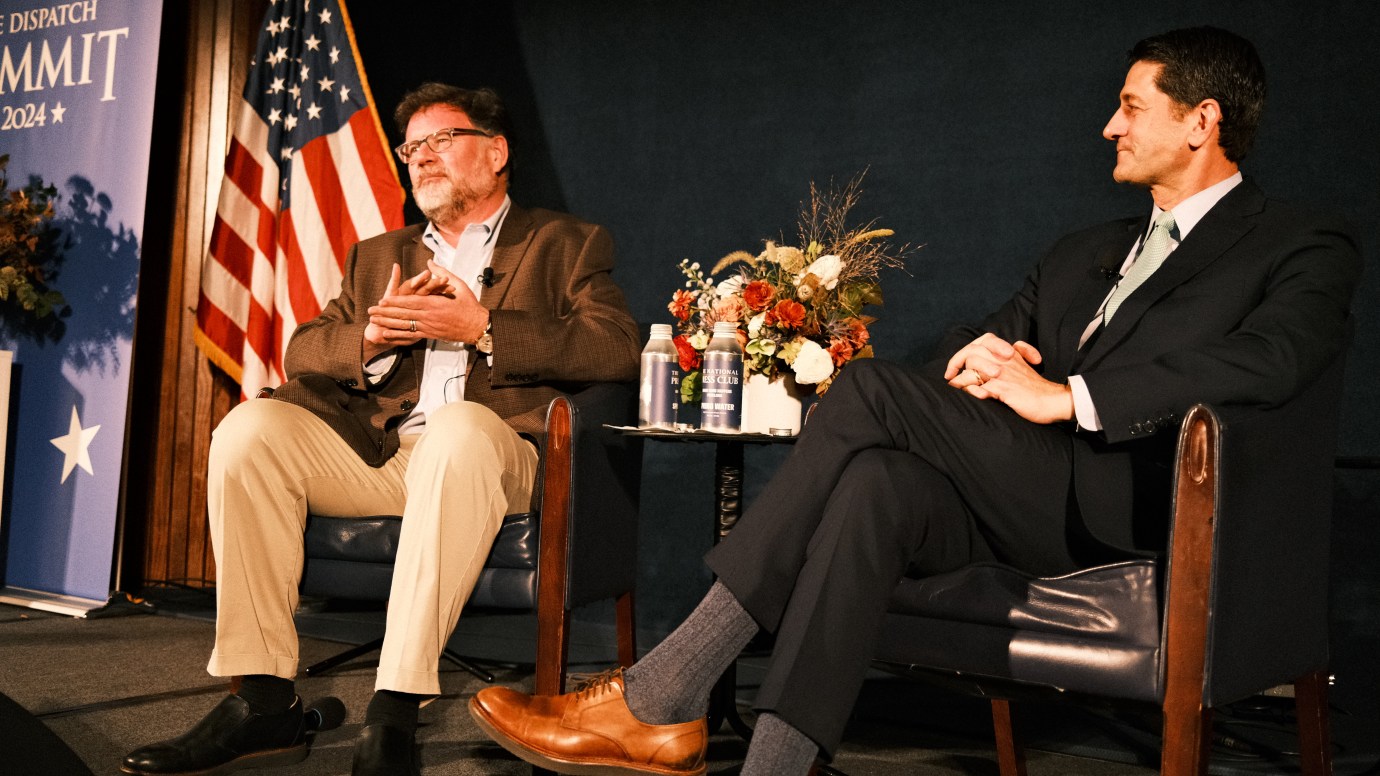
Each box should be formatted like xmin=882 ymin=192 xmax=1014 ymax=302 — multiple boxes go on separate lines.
xmin=123 ymin=85 xmax=640 ymax=776
xmin=469 ymin=27 xmax=1361 ymax=776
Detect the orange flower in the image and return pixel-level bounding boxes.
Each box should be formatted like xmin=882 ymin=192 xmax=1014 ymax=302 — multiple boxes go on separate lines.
xmin=673 ymin=335 xmax=702 ymax=371
xmin=842 ymin=318 xmax=870 ymax=348
xmin=668 ymin=289 xmax=697 ymax=322
xmin=764 ymin=299 xmax=806 ymax=330
xmin=714 ymin=295 xmax=747 ymax=323
xmin=742 ymin=280 xmax=775 ymax=312
xmin=827 ymin=338 xmax=855 ymax=367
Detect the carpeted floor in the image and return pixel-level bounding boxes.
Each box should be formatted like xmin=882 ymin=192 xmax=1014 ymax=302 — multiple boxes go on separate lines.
xmin=0 ymin=591 xmax=1374 ymax=775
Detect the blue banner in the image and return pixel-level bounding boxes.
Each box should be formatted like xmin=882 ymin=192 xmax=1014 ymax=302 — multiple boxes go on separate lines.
xmin=0 ymin=0 xmax=162 ymax=609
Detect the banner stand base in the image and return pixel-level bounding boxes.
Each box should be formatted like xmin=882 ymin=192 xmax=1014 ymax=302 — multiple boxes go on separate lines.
xmin=0 ymin=586 xmax=106 ymax=618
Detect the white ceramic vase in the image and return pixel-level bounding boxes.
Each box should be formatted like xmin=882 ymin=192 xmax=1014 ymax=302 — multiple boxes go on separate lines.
xmin=741 ymin=372 xmax=806 ymax=435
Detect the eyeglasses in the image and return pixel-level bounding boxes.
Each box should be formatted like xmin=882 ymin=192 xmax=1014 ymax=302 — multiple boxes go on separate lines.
xmin=394 ymin=127 xmax=493 ymax=164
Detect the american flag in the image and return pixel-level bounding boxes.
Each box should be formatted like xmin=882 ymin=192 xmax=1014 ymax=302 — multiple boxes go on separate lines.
xmin=196 ymin=0 xmax=404 ymax=398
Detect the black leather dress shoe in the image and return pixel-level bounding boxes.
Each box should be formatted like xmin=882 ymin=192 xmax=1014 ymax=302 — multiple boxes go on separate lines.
xmin=121 ymin=694 xmax=308 ymax=775
xmin=351 ymin=724 xmax=419 ymax=776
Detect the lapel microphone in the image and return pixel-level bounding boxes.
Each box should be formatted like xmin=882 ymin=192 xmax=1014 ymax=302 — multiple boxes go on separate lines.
xmin=478 ymin=267 xmax=495 ymax=287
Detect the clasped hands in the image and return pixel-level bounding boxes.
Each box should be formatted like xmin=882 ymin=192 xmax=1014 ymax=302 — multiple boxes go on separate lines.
xmin=363 ymin=261 xmax=490 ymax=361
xmin=944 ymin=333 xmax=1074 ymax=425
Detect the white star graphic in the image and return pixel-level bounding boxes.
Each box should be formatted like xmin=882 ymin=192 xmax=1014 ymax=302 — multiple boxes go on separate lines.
xmin=288 ymin=83 xmax=301 ymax=100
xmin=299 ymin=64 xmax=310 ymax=82
xmin=268 ymin=46 xmax=288 ymax=66
xmin=339 ymin=85 xmax=351 ymax=102
xmin=317 ymin=76 xmax=334 ymax=92
xmin=267 ymin=107 xmax=282 ymax=125
xmin=278 ymin=15 xmax=291 ymax=31
xmin=267 ymin=77 xmax=285 ymax=94
xmin=284 ymin=113 xmax=298 ymax=131
xmin=306 ymin=102 xmax=322 ymax=120
xmin=305 ymin=34 xmax=321 ymax=51
xmin=329 ymin=46 xmax=340 ymax=64
xmin=267 ymin=18 xmax=281 ymax=35
xmin=319 ymin=8 xmax=333 ymax=24
xmin=50 ymin=102 xmax=65 ymax=123
xmin=50 ymin=407 xmax=100 ymax=484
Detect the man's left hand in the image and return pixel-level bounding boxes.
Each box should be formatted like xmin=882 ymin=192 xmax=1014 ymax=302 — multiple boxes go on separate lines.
xmin=944 ymin=333 xmax=1074 ymax=425
xmin=367 ymin=259 xmax=490 ymax=344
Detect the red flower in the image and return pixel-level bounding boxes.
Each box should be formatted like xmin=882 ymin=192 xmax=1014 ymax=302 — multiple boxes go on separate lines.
xmin=743 ymin=280 xmax=775 ymax=312
xmin=668 ymin=289 xmax=697 ymax=322
xmin=673 ymin=335 xmax=702 ymax=371
xmin=764 ymin=299 xmax=806 ymax=330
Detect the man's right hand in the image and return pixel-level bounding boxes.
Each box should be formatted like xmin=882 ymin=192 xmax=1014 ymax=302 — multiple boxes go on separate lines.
xmin=944 ymin=333 xmax=1074 ymax=425
xmin=362 ymin=263 xmax=454 ymax=361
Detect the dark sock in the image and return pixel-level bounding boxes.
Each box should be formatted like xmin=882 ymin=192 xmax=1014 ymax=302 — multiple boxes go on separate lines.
xmin=623 ymin=580 xmax=759 ymax=725
xmin=364 ymin=689 xmax=424 ymax=734
xmin=235 ymin=675 xmax=295 ymax=715
xmin=740 ymin=713 xmax=818 ymax=776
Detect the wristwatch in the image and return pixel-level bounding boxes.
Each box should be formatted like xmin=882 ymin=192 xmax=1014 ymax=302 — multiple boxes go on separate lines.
xmin=476 ymin=319 xmax=493 ymax=354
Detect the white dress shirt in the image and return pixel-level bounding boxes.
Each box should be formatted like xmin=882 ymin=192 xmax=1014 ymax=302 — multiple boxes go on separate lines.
xmin=1068 ymin=173 xmax=1242 ymax=431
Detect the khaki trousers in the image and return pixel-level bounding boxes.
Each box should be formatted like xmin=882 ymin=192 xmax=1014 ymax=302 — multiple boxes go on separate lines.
xmin=205 ymin=398 xmax=538 ymax=696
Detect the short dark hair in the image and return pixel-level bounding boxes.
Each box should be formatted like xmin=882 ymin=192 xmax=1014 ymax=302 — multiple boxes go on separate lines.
xmin=1129 ymin=27 xmax=1266 ymax=162
xmin=393 ymin=83 xmax=513 ymax=176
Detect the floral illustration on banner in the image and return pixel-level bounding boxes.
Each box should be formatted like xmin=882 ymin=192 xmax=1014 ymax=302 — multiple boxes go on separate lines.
xmin=0 ymin=154 xmax=65 ymax=324
xmin=668 ymin=173 xmax=912 ymax=403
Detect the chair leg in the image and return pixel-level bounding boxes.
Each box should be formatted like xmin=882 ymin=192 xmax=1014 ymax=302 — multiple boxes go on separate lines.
xmin=991 ymin=699 xmax=1027 ymax=776
xmin=303 ymin=637 xmax=385 ymax=677
xmin=534 ymin=604 xmax=572 ymax=696
xmin=615 ymin=590 xmax=636 ymax=668
xmin=1161 ymin=703 xmax=1211 ymax=776
xmin=440 ymin=648 xmax=495 ymax=683
xmin=1295 ymin=670 xmax=1332 ymax=776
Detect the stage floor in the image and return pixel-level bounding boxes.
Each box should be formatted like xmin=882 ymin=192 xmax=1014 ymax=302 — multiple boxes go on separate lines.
xmin=1 ymin=588 xmax=1375 ymax=775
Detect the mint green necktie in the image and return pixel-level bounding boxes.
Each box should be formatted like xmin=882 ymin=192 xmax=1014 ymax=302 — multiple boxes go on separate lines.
xmin=1104 ymin=211 xmax=1176 ymax=324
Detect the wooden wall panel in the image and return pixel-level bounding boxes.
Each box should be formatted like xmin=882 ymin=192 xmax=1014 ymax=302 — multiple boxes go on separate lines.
xmin=128 ymin=0 xmax=265 ymax=590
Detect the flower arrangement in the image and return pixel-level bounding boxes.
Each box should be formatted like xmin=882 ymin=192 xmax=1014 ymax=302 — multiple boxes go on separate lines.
xmin=668 ymin=174 xmax=910 ymax=402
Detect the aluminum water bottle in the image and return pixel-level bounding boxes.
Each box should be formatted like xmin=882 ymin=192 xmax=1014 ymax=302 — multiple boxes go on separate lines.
xmin=700 ymin=321 xmax=744 ymax=432
xmin=638 ymin=324 xmax=680 ymax=429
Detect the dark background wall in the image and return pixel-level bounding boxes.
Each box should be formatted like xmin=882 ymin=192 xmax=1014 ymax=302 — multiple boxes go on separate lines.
xmin=346 ymin=0 xmax=1379 ymax=714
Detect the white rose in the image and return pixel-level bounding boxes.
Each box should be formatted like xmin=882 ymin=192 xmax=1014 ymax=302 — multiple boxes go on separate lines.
xmin=797 ymin=254 xmax=843 ymax=290
xmin=747 ymin=312 xmax=766 ymax=338
xmin=789 ymin=339 xmax=835 ymax=384
xmin=716 ymin=276 xmax=744 ymax=297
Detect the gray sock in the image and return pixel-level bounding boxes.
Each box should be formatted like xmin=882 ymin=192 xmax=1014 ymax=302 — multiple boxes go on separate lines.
xmin=623 ymin=580 xmax=759 ymax=725
xmin=740 ymin=712 xmax=818 ymax=776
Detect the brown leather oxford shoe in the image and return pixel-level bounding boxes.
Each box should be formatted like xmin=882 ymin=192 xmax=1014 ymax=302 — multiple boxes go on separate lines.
xmin=469 ymin=669 xmax=707 ymax=776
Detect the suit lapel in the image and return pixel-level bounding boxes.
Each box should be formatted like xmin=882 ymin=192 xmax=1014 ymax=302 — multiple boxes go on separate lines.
xmin=403 ymin=229 xmax=433 ymax=388
xmin=1052 ymin=220 xmax=1141 ymax=376
xmin=1079 ymin=180 xmax=1263 ymax=369
xmin=481 ymin=205 xmax=535 ymax=309
xmin=404 ymin=229 xmax=433 ymax=279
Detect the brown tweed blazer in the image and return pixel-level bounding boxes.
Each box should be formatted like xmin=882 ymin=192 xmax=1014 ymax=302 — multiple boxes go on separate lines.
xmin=273 ymin=204 xmax=641 ymax=466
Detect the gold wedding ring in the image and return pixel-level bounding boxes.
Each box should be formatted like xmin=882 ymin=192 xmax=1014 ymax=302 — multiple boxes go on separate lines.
xmin=409 ymin=319 xmax=417 ymax=333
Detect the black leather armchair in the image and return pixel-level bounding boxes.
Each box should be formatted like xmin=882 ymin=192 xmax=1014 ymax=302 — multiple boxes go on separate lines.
xmin=297 ymin=382 xmax=642 ymax=695
xmin=874 ymin=356 xmax=1343 ymax=776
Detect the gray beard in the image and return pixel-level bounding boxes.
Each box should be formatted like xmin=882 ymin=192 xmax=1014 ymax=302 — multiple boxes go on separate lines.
xmin=414 ymin=180 xmax=480 ymax=226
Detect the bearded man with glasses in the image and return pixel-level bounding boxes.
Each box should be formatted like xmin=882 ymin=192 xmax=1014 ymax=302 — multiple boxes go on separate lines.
xmin=122 ymin=84 xmax=640 ymax=776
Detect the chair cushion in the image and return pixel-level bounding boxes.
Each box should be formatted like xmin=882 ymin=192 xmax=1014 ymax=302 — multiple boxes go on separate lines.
xmin=876 ymin=560 xmax=1164 ymax=702
xmin=886 ymin=560 xmax=1160 ymax=644
xmin=300 ymin=512 xmax=540 ymax=607
xmin=303 ymin=512 xmax=538 ymax=569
